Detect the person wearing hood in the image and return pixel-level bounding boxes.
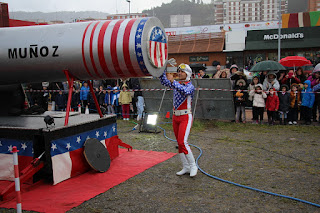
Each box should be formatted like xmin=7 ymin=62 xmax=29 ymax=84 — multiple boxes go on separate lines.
xmin=230 ymin=68 xmax=248 ymax=89
xmin=249 ymin=83 xmax=267 ymax=124
xmin=278 ymin=84 xmax=290 ymax=125
xmin=301 ymin=80 xmax=315 ymax=125
xmin=159 ymin=64 xmax=197 ymax=177
xmin=263 ymin=73 xmax=280 ymax=91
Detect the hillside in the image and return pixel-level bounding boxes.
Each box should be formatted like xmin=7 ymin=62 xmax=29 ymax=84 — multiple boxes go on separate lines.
xmin=143 ymin=0 xmax=215 ymax=28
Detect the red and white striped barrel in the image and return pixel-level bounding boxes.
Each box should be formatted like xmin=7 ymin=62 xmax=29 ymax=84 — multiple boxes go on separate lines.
xmin=0 ymin=17 xmax=167 ymax=85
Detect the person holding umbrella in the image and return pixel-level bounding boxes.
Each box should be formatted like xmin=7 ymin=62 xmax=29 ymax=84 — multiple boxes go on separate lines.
xmin=281 ymin=69 xmax=301 ymax=88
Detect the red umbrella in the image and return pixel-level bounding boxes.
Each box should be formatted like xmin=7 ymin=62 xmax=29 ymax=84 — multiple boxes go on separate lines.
xmin=279 ymin=56 xmax=311 ymax=67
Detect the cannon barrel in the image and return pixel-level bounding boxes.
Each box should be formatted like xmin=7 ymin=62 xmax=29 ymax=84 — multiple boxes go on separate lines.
xmin=0 ymin=17 xmax=168 ymax=84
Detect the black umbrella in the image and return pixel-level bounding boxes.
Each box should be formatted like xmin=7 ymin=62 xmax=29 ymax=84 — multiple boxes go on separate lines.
xmin=189 ymin=63 xmax=206 ymax=72
xmin=249 ymin=60 xmax=286 ymax=72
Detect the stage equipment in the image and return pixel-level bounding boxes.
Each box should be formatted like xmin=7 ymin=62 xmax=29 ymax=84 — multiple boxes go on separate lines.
xmin=44 ymin=115 xmax=55 ymax=128
xmin=84 ymin=138 xmax=111 ymax=172
xmin=139 ymin=112 xmax=159 ymax=133
xmin=0 ymin=17 xmax=168 ymax=85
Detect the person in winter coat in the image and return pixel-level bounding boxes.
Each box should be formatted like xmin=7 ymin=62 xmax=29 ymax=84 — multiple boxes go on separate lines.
xmin=278 ymin=84 xmax=290 ymax=125
xmin=213 ymin=69 xmax=230 ymax=79
xmin=104 ymin=87 xmax=115 ymax=115
xmin=119 ymin=85 xmax=132 ymax=120
xmin=249 ymin=83 xmax=267 ymax=124
xmin=265 ymin=88 xmax=279 ymax=125
xmin=55 ymin=90 xmax=66 ymax=111
xmin=301 ymin=80 xmax=315 ymax=125
xmin=288 ymin=84 xmax=301 ymax=125
xmin=80 ymin=82 xmax=90 ymax=113
xmin=112 ymin=86 xmax=121 ymax=118
xmin=296 ymin=67 xmax=306 ymax=83
xmin=307 ymin=69 xmax=320 ymax=122
xmin=71 ymin=87 xmax=80 ymax=111
xmin=234 ymin=79 xmax=247 ymax=123
xmin=230 ymin=70 xmax=248 ymax=89
xmin=281 ymin=69 xmax=301 ymax=89
xmin=263 ymin=73 xmax=280 ymax=91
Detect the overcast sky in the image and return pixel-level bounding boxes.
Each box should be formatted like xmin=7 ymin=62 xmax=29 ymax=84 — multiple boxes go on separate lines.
xmin=3 ymin=0 xmax=211 ymax=14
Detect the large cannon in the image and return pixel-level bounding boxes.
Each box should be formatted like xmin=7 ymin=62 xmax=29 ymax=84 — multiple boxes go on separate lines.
xmin=0 ymin=17 xmax=167 ymax=84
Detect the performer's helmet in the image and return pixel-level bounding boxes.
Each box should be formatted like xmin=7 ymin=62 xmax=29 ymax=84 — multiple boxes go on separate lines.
xmin=177 ymin=63 xmax=192 ymax=81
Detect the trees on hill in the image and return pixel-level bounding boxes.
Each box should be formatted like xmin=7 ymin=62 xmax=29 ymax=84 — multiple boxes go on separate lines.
xmin=142 ymin=0 xmax=215 ymax=28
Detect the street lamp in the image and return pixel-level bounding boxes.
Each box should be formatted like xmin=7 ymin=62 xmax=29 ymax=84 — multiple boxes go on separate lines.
xmin=126 ymin=0 xmax=131 ymax=16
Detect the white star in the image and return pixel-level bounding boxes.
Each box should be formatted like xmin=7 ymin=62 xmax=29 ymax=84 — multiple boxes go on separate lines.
xmin=136 ymin=34 xmax=141 ymax=39
xmin=0 ymin=141 xmax=2 ymax=146
xmin=51 ymin=144 xmax=57 ymax=151
xmin=137 ymin=28 xmax=142 ymax=32
xmin=137 ymin=52 xmax=142 ymax=57
xmin=104 ymin=131 xmax=108 ymax=138
xmin=8 ymin=145 xmax=13 ymax=152
xmin=158 ymin=29 xmax=162 ymax=35
xmin=139 ymin=22 xmax=145 ymax=26
xmin=76 ymin=136 xmax=81 ymax=143
xmin=136 ymin=43 xmax=141 ymax=49
xmin=95 ymin=131 xmax=100 ymax=138
xmin=66 ymin=143 xmax=71 ymax=150
xmin=86 ymin=136 xmax=90 ymax=140
xmin=21 ymin=143 xmax=27 ymax=150
xmin=112 ymin=126 xmax=116 ymax=132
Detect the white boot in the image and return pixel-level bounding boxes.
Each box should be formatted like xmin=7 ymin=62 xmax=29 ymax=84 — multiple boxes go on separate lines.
xmin=176 ymin=153 xmax=190 ymax=176
xmin=185 ymin=152 xmax=198 ymax=177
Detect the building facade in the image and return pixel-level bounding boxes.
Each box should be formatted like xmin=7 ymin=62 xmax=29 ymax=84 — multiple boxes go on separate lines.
xmin=309 ymin=0 xmax=320 ymax=11
xmin=214 ymin=0 xmax=288 ymax=24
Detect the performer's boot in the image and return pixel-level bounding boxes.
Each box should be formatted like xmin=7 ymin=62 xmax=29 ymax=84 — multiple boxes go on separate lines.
xmin=185 ymin=152 xmax=198 ymax=177
xmin=176 ymin=153 xmax=190 ymax=176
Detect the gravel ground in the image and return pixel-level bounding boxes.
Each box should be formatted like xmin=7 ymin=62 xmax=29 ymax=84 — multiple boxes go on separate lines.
xmin=1 ymin=119 xmax=320 ymax=213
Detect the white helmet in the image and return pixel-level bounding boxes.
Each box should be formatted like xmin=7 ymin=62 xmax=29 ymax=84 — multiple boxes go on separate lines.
xmin=177 ymin=63 xmax=192 ymax=81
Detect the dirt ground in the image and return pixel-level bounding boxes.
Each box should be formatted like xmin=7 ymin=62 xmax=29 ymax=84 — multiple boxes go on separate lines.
xmin=2 ymin=119 xmax=320 ymax=213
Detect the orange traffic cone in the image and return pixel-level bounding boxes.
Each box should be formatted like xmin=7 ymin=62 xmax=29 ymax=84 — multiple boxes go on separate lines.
xmin=165 ymin=111 xmax=170 ymax=119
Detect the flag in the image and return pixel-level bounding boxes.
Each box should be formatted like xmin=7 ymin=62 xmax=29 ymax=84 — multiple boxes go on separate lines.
xmin=148 ymin=26 xmax=168 ymax=68
xmin=0 ymin=139 xmax=33 ymax=181
xmin=50 ymin=123 xmax=118 ymax=185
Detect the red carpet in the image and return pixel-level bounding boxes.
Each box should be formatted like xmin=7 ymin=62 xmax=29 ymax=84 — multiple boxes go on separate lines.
xmin=0 ymin=149 xmax=176 ymax=213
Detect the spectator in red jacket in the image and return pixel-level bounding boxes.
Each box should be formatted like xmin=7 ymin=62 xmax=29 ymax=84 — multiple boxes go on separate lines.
xmin=265 ymin=88 xmax=279 ymax=125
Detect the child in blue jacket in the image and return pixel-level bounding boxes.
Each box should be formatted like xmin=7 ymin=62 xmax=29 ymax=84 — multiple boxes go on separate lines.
xmin=301 ymin=80 xmax=315 ymax=125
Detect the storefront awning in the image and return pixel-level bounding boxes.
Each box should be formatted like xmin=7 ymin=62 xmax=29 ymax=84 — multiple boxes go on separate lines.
xmin=245 ymin=26 xmax=320 ymax=50
xmin=168 ymin=32 xmax=225 ymax=54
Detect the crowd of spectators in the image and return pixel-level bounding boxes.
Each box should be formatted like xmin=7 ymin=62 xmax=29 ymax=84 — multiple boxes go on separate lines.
xmin=194 ymin=63 xmax=320 ymax=125
xmin=25 ymin=79 xmax=145 ymax=121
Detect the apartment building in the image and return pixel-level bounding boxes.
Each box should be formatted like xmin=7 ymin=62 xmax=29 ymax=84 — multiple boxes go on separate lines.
xmin=214 ymin=0 xmax=288 ymax=24
xmin=308 ymin=0 xmax=320 ymax=11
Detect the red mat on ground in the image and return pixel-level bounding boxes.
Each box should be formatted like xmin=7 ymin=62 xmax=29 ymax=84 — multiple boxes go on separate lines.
xmin=0 ymin=149 xmax=176 ymax=213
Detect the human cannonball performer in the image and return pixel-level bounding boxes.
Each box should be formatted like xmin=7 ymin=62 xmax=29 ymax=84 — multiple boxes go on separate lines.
xmin=159 ymin=63 xmax=198 ymax=177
